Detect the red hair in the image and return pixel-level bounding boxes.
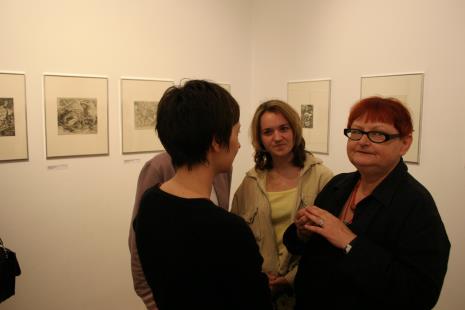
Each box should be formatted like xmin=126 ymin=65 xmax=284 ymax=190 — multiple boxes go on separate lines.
xmin=347 ymin=97 xmax=413 ymax=136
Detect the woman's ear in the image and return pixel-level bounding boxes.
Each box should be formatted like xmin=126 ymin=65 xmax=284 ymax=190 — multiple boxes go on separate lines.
xmin=211 ymin=137 xmax=221 ymax=153
xmin=400 ymin=134 xmax=413 ymax=156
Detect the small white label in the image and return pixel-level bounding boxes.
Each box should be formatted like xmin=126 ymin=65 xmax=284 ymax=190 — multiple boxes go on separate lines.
xmin=123 ymin=158 xmax=141 ymax=164
xmin=47 ymin=164 xmax=68 ymax=170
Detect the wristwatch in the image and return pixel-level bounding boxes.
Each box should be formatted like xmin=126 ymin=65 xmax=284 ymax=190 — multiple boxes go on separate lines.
xmin=344 ymin=237 xmax=356 ymax=254
xmin=344 ymin=242 xmax=352 ymax=254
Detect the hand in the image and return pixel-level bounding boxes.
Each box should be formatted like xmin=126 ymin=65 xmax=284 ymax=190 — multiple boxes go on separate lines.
xmin=295 ymin=207 xmax=315 ymax=240
xmin=267 ymin=273 xmax=290 ymax=296
xmin=302 ymin=206 xmax=356 ymax=249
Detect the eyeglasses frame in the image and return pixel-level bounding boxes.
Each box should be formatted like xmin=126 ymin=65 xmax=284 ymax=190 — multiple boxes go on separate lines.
xmin=343 ymin=128 xmax=402 ymax=144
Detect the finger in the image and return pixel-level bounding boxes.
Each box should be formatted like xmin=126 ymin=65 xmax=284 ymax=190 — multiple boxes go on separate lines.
xmin=297 ymin=227 xmax=312 ymax=236
xmin=298 ymin=207 xmax=309 ymax=215
xmin=305 ymin=223 xmax=324 ymax=234
xmin=307 ymin=205 xmax=327 ymax=217
xmin=296 ymin=212 xmax=307 ymax=221
xmin=298 ymin=212 xmax=313 ymax=224
xmin=304 ymin=212 xmax=324 ymax=227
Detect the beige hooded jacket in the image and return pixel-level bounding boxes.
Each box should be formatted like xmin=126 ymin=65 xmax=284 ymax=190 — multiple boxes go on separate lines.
xmin=231 ymin=153 xmax=333 ymax=285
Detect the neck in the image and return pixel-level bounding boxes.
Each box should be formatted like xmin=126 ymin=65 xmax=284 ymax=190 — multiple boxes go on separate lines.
xmin=267 ymin=155 xmax=300 ymax=185
xmin=272 ymin=153 xmax=295 ymax=171
xmin=358 ymin=175 xmax=383 ymax=195
xmin=161 ymin=164 xmax=214 ymax=199
xmin=358 ymin=162 xmax=398 ymax=195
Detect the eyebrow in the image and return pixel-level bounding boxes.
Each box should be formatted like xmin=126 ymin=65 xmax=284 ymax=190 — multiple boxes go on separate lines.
xmin=351 ymin=123 xmax=392 ymax=131
xmin=262 ymin=123 xmax=288 ymax=130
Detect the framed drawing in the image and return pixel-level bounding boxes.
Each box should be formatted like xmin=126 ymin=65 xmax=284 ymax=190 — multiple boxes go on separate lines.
xmin=0 ymin=72 xmax=28 ymax=161
xmin=288 ymin=79 xmax=331 ymax=154
xmin=44 ymin=74 xmax=109 ymax=158
xmin=361 ymin=73 xmax=424 ymax=163
xmin=121 ymin=78 xmax=174 ymax=154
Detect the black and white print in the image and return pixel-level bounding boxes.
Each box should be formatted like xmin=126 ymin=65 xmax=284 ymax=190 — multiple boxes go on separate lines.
xmin=301 ymin=104 xmax=313 ymax=128
xmin=57 ymin=97 xmax=98 ymax=135
xmin=0 ymin=98 xmax=15 ymax=136
xmin=134 ymin=101 xmax=157 ymax=130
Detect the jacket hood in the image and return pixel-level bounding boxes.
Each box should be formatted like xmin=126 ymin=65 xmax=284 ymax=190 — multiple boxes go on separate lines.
xmin=245 ymin=152 xmax=323 ymax=181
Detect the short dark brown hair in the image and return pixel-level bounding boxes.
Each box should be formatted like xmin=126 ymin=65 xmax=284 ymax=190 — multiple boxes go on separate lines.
xmin=156 ymin=80 xmax=240 ymax=169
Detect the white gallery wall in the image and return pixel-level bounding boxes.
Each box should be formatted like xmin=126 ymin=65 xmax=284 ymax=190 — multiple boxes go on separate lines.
xmin=0 ymin=0 xmax=255 ymax=309
xmin=1 ymin=0 xmax=464 ymax=309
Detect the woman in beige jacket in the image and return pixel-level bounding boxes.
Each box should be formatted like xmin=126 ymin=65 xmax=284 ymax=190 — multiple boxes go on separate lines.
xmin=232 ymin=99 xmax=333 ymax=309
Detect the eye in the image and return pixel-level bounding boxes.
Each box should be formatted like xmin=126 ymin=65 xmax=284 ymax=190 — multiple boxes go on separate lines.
xmin=347 ymin=129 xmax=363 ymax=137
xmin=279 ymin=125 xmax=290 ymax=132
xmin=370 ymin=131 xmax=385 ymax=138
xmin=262 ymin=129 xmax=273 ymax=136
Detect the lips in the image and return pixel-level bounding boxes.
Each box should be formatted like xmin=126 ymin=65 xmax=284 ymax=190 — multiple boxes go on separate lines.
xmin=355 ymin=150 xmax=376 ymax=156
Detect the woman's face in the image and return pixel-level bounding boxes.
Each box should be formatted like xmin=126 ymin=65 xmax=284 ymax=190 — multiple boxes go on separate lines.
xmin=346 ymin=115 xmax=412 ymax=175
xmin=228 ymin=122 xmax=241 ymax=161
xmin=259 ymin=111 xmax=294 ymax=160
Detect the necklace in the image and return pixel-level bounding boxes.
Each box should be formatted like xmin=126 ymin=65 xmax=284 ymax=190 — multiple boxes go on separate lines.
xmin=341 ymin=180 xmax=361 ymax=225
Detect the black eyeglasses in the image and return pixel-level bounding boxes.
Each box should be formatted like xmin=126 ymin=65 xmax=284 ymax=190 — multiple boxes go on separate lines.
xmin=344 ymin=128 xmax=401 ymax=143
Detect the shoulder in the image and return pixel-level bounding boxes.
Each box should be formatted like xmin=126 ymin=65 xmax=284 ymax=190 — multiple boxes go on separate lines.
xmin=203 ymin=203 xmax=253 ymax=235
xmin=318 ymin=171 xmax=356 ymax=193
xmin=390 ymin=172 xmax=449 ymax=245
xmin=138 ymin=186 xmax=162 ymax=210
xmin=330 ymin=172 xmax=354 ymax=183
xmin=303 ymin=153 xmax=331 ymax=172
xmin=397 ymin=173 xmax=437 ymax=213
xmin=381 ymin=163 xmax=436 ymax=209
xmin=220 ymin=211 xmax=257 ymax=242
xmin=302 ymin=153 xmax=334 ymax=179
xmin=238 ymin=167 xmax=262 ymax=187
xmin=141 ymin=152 xmax=175 ymax=183
xmin=404 ymin=173 xmax=433 ymax=199
xmin=146 ymin=152 xmax=173 ymax=171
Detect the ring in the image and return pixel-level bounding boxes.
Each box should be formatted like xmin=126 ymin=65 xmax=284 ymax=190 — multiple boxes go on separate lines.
xmin=318 ymin=218 xmax=324 ymax=227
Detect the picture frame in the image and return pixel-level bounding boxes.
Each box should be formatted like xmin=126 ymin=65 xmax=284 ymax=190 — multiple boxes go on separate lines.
xmin=121 ymin=78 xmax=174 ymax=154
xmin=288 ymin=79 xmax=331 ymax=154
xmin=44 ymin=74 xmax=109 ymax=158
xmin=0 ymin=72 xmax=28 ymax=161
xmin=361 ymin=73 xmax=424 ymax=163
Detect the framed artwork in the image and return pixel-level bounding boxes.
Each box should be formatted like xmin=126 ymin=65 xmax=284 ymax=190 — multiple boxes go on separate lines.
xmin=288 ymin=79 xmax=331 ymax=154
xmin=44 ymin=74 xmax=109 ymax=158
xmin=0 ymin=72 xmax=28 ymax=161
xmin=121 ymin=78 xmax=174 ymax=154
xmin=361 ymin=73 xmax=424 ymax=163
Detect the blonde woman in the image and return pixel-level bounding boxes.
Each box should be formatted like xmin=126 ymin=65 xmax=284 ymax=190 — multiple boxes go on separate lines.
xmin=232 ymin=99 xmax=333 ymax=309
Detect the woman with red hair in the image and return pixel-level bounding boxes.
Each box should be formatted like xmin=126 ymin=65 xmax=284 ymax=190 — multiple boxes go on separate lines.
xmin=284 ymin=97 xmax=450 ymax=310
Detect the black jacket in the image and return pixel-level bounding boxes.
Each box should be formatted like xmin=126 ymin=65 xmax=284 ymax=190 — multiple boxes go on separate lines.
xmin=284 ymin=160 xmax=450 ymax=310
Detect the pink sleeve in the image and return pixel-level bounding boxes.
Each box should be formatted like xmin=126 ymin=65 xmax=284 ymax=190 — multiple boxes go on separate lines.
xmin=128 ymin=153 xmax=174 ymax=309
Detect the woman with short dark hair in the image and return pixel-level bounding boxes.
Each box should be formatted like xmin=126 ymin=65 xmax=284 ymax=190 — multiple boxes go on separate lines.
xmin=134 ymin=80 xmax=272 ymax=310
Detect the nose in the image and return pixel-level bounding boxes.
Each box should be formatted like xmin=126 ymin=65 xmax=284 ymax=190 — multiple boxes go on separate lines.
xmin=272 ymin=130 xmax=282 ymax=141
xmin=358 ymin=133 xmax=371 ymax=145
